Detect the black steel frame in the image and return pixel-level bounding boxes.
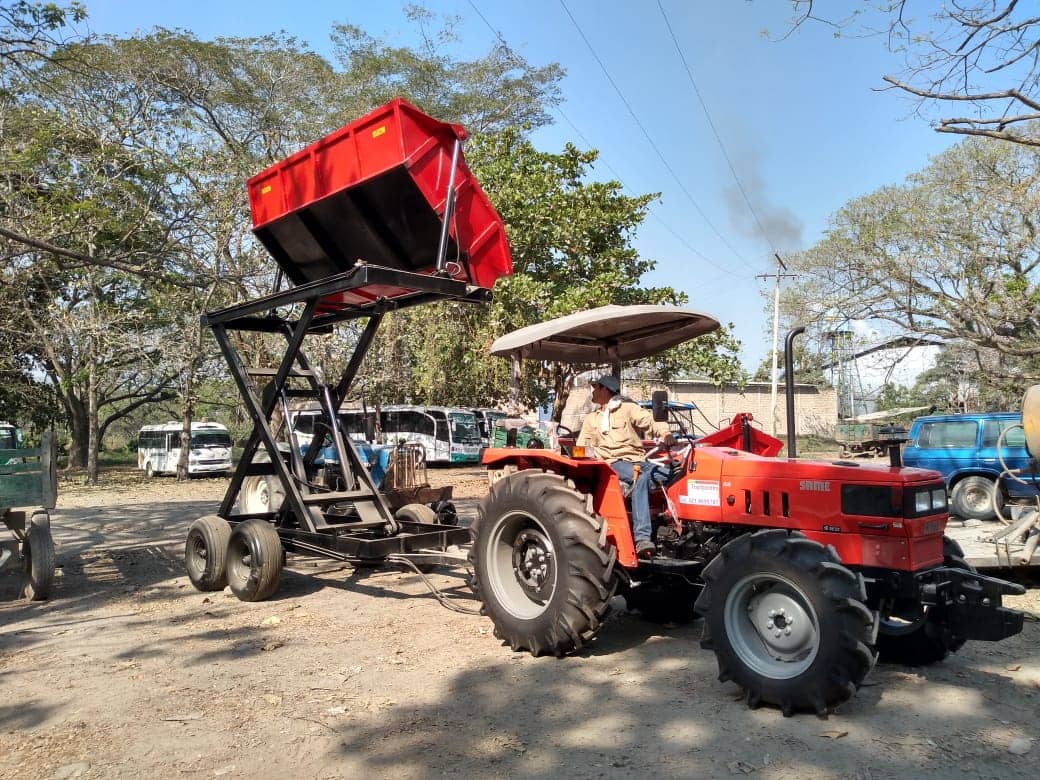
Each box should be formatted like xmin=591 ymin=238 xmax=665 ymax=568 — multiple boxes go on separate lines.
xmin=204 ymin=261 xmax=489 ymax=560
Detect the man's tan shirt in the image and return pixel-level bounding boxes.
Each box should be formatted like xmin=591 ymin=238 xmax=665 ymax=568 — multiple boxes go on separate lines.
xmin=576 ymin=400 xmax=671 ymax=463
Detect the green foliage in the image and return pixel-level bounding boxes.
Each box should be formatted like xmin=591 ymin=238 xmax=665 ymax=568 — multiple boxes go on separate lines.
xmin=361 ymin=129 xmax=742 ymax=413
xmin=783 ymin=132 xmax=1040 ymax=398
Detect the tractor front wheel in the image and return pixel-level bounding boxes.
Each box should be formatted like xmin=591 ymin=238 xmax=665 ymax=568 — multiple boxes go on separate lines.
xmin=876 ymin=536 xmax=971 ymax=666
xmin=470 ymin=470 xmax=618 ymax=656
xmin=240 ymin=475 xmax=286 ymax=516
xmin=696 ymin=529 xmax=877 ymax=716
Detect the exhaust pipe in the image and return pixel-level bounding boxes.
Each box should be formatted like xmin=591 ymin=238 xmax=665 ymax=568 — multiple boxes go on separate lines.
xmin=784 ymin=326 xmax=806 ymax=458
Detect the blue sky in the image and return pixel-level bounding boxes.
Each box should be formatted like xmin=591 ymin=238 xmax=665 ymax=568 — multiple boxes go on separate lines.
xmin=78 ymin=0 xmax=956 ymax=369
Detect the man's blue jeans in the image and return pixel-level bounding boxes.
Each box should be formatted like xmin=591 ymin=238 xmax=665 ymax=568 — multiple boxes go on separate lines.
xmin=610 ymin=459 xmax=668 ymax=542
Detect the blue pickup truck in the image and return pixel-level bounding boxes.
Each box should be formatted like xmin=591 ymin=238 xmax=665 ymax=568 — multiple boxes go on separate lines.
xmin=901 ymin=412 xmax=1039 ymax=521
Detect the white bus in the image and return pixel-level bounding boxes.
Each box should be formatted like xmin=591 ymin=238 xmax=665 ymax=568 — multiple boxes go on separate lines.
xmin=138 ymin=421 xmax=233 ymax=477
xmin=379 ymin=406 xmax=481 ymax=464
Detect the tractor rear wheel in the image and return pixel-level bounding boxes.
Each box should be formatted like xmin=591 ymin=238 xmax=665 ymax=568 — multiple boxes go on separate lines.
xmin=226 ymin=519 xmax=284 ymax=602
xmin=876 ymin=536 xmax=971 ymax=666
xmin=470 ymin=470 xmax=618 ymax=656
xmin=696 ymin=529 xmax=877 ymax=716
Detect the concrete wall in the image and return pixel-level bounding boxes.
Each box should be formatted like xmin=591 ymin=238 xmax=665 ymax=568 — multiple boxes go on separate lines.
xmin=561 ymin=380 xmax=837 ymax=438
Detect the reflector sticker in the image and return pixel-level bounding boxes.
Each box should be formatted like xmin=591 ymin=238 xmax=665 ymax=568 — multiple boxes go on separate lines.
xmin=372 ymin=126 xmax=387 ymax=138
xmin=680 ymin=479 xmax=721 ymax=506
xmin=260 ymin=185 xmax=272 ymax=194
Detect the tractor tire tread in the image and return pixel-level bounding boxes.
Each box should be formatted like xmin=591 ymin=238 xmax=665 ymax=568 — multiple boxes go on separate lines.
xmin=470 ymin=470 xmax=617 ymax=657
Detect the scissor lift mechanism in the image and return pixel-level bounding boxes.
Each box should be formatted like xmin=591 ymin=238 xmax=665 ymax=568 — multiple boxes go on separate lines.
xmin=204 ymin=264 xmax=486 ymax=565
xmin=189 ymin=100 xmax=512 ymax=589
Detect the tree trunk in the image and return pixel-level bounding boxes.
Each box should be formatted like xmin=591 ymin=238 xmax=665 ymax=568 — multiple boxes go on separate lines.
xmin=177 ymin=363 xmax=197 ymax=481
xmin=85 ymin=337 xmax=100 ymax=485
xmin=66 ymin=394 xmax=89 ymax=469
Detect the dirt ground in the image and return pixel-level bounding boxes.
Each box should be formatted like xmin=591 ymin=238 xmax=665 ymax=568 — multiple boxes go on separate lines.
xmin=1 ymin=466 xmax=1039 ymax=780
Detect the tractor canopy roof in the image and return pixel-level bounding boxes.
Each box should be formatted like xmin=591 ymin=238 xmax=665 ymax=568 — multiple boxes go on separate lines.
xmin=489 ymin=305 xmax=720 ymax=364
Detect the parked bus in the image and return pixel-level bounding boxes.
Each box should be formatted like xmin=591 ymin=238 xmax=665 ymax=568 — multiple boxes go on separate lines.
xmin=290 ymin=406 xmax=378 ymax=447
xmin=471 ymin=408 xmax=509 ymax=449
xmin=137 ymin=421 xmax=232 ymax=477
xmin=380 ymin=406 xmax=481 ymax=464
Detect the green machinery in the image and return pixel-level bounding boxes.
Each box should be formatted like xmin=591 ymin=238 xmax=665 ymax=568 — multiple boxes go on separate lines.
xmin=1 ymin=425 xmax=57 ymax=600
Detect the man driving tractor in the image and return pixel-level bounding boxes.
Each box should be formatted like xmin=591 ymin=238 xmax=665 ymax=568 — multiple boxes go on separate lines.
xmin=576 ymin=374 xmax=675 ymax=557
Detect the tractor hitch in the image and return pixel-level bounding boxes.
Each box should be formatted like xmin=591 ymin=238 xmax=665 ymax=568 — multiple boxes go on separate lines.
xmin=925 ymin=566 xmax=1025 ymax=642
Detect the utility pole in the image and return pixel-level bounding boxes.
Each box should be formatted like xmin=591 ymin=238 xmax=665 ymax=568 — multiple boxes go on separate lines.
xmin=757 ymin=253 xmax=797 ymax=437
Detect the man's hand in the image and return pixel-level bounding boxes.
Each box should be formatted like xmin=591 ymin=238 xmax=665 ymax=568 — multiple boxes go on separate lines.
xmin=658 ymin=432 xmax=676 ymax=448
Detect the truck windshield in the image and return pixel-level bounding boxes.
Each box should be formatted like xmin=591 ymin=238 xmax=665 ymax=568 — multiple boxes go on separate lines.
xmin=0 ymin=428 xmax=15 ymax=449
xmin=191 ymin=432 xmax=232 ymax=448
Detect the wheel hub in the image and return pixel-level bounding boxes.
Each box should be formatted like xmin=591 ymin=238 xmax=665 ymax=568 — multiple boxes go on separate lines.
xmin=512 ymin=529 xmax=555 ymax=600
xmin=747 ymin=591 xmax=815 ymax=658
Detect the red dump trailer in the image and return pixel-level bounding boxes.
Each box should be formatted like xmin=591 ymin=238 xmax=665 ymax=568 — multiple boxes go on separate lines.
xmin=184 ymin=99 xmax=512 ymax=601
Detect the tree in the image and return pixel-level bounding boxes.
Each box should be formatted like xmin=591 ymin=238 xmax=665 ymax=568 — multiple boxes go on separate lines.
xmin=329 ymin=5 xmax=563 ymax=134
xmin=782 ymin=133 xmax=1040 ymax=402
xmin=360 ymin=129 xmax=743 ymax=419
xmin=0 ymin=0 xmax=84 ymax=74
xmin=784 ymin=1 xmax=1040 ymax=147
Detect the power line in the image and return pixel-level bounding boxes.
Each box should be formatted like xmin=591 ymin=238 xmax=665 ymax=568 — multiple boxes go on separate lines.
xmin=657 ymin=0 xmax=778 ymax=255
xmin=464 ymin=0 xmax=749 ymax=279
xmin=553 ymin=105 xmax=742 ymax=277
xmin=557 ymin=0 xmax=758 ymax=272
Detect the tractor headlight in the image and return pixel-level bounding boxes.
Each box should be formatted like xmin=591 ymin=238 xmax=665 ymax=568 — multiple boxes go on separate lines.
xmin=932 ymin=488 xmax=947 ymax=510
xmin=914 ymin=490 xmax=931 ymax=513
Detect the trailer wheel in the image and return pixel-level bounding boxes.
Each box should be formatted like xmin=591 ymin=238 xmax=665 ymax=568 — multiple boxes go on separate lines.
xmin=21 ymin=513 xmax=55 ymax=601
xmin=433 ymin=501 xmax=458 ymax=526
xmin=950 ymin=475 xmax=999 ymax=522
xmin=240 ymin=475 xmax=286 ymax=515
xmin=876 ymin=536 xmax=971 ymax=666
xmin=395 ymin=503 xmax=437 ymax=524
xmin=470 ymin=470 xmax=618 ymax=657
xmin=226 ymin=519 xmax=283 ymax=602
xmin=396 ymin=503 xmax=441 ymax=573
xmin=184 ymin=515 xmax=232 ymax=592
xmin=696 ymin=530 xmax=876 ymax=716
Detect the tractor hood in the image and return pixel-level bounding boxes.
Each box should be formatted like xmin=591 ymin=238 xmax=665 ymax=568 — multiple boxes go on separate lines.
xmin=490 ymin=304 xmax=720 ymax=363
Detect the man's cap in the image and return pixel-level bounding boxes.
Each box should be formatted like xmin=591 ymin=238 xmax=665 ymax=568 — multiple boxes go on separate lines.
xmin=591 ymin=374 xmax=620 ymax=394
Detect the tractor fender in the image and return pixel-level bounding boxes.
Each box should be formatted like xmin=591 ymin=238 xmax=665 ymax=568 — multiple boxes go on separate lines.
xmin=482 ymin=448 xmax=638 ymax=567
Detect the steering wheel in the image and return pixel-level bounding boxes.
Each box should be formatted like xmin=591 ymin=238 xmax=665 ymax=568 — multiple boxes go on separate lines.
xmin=645 ymin=441 xmax=692 ymax=482
xmin=556 ymin=424 xmax=575 ymax=438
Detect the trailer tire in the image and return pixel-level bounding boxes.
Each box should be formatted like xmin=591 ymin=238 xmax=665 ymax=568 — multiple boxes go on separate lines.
xmin=470 ymin=470 xmax=618 ymax=657
xmin=21 ymin=513 xmax=55 ymax=601
xmin=950 ymin=475 xmax=999 ymax=522
xmin=395 ymin=503 xmax=437 ymax=524
xmin=696 ymin=529 xmax=877 ymax=716
xmin=876 ymin=536 xmax=971 ymax=666
xmin=226 ymin=519 xmax=283 ymax=602
xmin=184 ymin=515 xmax=232 ymax=592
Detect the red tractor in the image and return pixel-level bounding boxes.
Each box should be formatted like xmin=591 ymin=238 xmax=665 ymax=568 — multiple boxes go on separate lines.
xmin=472 ymin=311 xmax=1024 ymax=715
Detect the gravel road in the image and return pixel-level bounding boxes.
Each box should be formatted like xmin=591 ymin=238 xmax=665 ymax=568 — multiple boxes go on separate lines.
xmin=0 ymin=468 xmax=1038 ymax=779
